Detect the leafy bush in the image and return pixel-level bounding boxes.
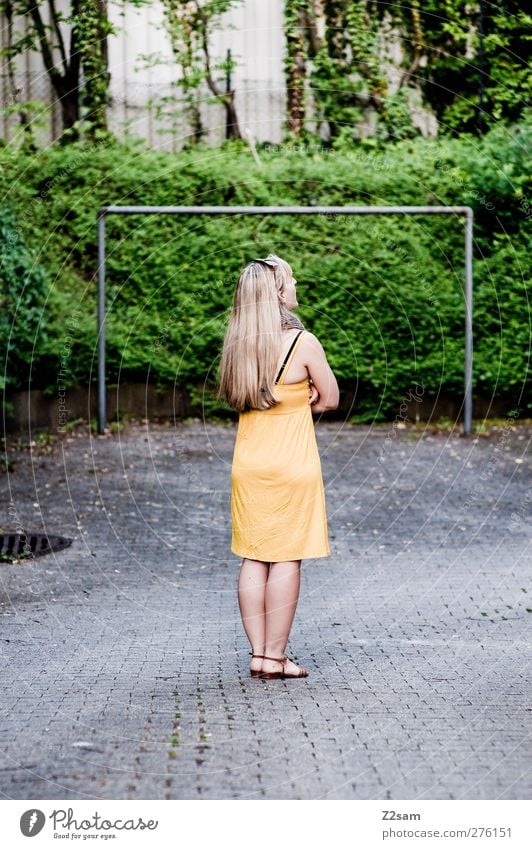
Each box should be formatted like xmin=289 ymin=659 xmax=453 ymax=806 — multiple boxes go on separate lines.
xmin=0 ymin=125 xmax=530 ymax=420
xmin=0 ymin=205 xmax=51 ymax=392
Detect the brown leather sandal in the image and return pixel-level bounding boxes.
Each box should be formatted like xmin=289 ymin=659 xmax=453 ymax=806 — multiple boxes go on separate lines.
xmin=249 ymin=651 xmax=265 ymax=678
xmin=259 ymin=654 xmax=309 ymax=679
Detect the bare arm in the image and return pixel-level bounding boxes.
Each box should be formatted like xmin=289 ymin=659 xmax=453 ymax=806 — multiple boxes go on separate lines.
xmin=303 ymin=332 xmax=339 ymax=413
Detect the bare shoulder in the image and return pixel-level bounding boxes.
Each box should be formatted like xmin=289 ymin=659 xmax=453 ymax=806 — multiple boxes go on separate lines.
xmin=300 ymin=331 xmax=331 ymax=369
xmin=301 ymin=331 xmax=326 ymax=351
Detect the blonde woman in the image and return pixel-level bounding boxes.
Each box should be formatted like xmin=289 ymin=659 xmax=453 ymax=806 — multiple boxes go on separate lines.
xmin=218 ymin=254 xmax=339 ymax=679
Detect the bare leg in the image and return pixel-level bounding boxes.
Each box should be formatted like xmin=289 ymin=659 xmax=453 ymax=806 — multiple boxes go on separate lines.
xmin=263 ymin=560 xmax=307 ymax=676
xmin=237 ymin=558 xmax=269 ymax=672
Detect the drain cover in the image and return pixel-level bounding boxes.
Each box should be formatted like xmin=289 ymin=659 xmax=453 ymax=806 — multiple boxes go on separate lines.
xmin=0 ymin=531 xmax=72 ymax=560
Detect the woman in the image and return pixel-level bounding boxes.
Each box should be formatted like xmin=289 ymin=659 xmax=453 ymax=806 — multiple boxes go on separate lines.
xmin=218 ymin=254 xmax=339 ymax=679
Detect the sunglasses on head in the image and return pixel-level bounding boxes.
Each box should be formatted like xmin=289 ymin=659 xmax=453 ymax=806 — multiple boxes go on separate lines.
xmin=251 ymin=257 xmax=279 ymax=268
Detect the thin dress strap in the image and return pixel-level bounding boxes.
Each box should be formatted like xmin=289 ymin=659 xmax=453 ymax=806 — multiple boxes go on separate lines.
xmin=274 ymin=330 xmax=305 ymax=385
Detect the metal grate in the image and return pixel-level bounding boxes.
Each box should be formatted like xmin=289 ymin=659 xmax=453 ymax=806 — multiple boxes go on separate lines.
xmin=0 ymin=531 xmax=72 ymax=560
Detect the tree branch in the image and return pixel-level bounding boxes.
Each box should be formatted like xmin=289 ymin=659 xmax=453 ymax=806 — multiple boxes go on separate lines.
xmin=192 ymin=0 xmax=223 ymax=99
xmin=68 ymin=0 xmax=82 ymax=84
xmin=48 ymin=0 xmax=68 ymax=72
xmin=26 ymin=0 xmax=62 ymax=82
xmin=303 ymin=3 xmax=321 ymax=58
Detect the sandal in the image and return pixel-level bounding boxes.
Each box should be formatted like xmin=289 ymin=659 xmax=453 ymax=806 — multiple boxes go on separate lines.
xmin=259 ymin=654 xmax=309 ymax=679
xmin=249 ymin=651 xmax=265 ymax=678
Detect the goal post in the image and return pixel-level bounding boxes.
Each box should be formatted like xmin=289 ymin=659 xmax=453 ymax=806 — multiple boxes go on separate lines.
xmin=96 ymin=205 xmax=474 ymax=435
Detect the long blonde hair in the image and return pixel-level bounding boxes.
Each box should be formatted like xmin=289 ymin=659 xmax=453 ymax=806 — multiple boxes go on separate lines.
xmin=217 ymin=253 xmax=305 ymax=412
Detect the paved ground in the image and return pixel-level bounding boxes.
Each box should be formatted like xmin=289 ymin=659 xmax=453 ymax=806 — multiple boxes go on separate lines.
xmin=0 ymin=417 xmax=530 ymax=800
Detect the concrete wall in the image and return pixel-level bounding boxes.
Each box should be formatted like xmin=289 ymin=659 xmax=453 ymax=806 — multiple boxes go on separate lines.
xmin=5 ymin=383 xmax=507 ymax=434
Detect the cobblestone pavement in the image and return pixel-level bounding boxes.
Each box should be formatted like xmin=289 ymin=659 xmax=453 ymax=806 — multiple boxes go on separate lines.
xmin=0 ymin=418 xmax=530 ymax=800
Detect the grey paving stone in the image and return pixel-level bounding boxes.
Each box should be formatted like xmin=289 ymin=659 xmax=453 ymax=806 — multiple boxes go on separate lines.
xmin=0 ymin=420 xmax=530 ymax=799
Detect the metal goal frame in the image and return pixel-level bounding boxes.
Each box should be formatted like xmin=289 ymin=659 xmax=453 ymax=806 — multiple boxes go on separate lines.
xmin=96 ymin=205 xmax=474 ymax=434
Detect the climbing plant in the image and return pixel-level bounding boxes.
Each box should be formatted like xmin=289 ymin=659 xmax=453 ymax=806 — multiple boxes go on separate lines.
xmin=300 ymin=1 xmax=419 ymax=144
xmin=283 ymin=0 xmax=310 ymax=140
xmin=384 ymin=0 xmax=531 ymax=135
xmin=75 ymin=0 xmax=112 ymax=141
xmin=284 ymin=0 xmax=530 ymax=143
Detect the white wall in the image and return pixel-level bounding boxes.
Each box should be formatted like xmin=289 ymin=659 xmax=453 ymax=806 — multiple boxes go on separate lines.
xmin=1 ymin=0 xmax=437 ymax=148
xmin=1 ymin=0 xmax=288 ymax=149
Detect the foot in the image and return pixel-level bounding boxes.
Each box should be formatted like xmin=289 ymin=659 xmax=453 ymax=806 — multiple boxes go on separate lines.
xmin=261 ymin=654 xmax=309 ymax=678
xmin=249 ymin=652 xmax=264 ymax=676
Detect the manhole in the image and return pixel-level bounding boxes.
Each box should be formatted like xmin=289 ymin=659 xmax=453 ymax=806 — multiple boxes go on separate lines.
xmin=0 ymin=531 xmax=73 ymax=561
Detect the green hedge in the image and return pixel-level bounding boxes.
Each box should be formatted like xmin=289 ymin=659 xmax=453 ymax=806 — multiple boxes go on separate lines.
xmin=0 ymin=123 xmax=530 ymax=420
xmin=0 ymin=206 xmax=51 ymax=392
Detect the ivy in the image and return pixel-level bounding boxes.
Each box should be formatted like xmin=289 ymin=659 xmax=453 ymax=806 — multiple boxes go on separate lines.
xmin=394 ymin=1 xmax=531 ymax=134
xmin=284 ymin=0 xmax=311 ymax=140
xmin=74 ymin=1 xmax=113 ymax=141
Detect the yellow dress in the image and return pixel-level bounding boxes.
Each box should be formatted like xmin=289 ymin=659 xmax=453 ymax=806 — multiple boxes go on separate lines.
xmin=231 ymin=330 xmax=331 ymax=562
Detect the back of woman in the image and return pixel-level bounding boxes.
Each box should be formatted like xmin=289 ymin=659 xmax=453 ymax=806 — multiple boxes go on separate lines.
xmin=218 ymin=253 xmax=339 ymax=680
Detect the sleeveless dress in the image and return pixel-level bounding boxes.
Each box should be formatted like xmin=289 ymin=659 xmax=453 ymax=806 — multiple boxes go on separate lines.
xmin=230 ymin=329 xmax=331 ymax=562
